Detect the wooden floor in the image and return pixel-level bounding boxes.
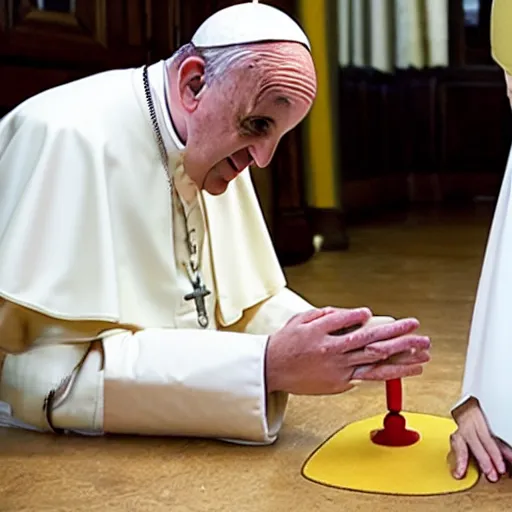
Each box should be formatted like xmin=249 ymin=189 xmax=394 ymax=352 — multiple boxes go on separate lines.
xmin=1 ymin=203 xmax=511 ymax=511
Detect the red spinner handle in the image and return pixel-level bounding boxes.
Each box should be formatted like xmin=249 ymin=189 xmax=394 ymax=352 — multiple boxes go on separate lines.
xmin=370 ymin=377 xmax=420 ymax=447
xmin=386 ymin=378 xmax=402 ymax=413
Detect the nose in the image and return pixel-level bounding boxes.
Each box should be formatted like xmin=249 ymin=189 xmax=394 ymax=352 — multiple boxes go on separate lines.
xmin=250 ymin=138 xmax=280 ymax=169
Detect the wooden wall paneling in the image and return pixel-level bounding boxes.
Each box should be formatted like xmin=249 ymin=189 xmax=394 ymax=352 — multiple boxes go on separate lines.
xmin=365 ymin=73 xmax=396 ymax=179
xmin=437 ymin=68 xmax=511 ymax=199
xmin=177 ymin=0 xmax=217 ymax=45
xmin=0 ymin=0 xmax=147 ymax=67
xmin=339 ymin=69 xmax=410 ymax=216
xmin=0 ymin=63 xmax=85 ymax=114
xmin=146 ymin=0 xmax=178 ymax=62
xmin=339 ymin=64 xmax=511 ymax=215
xmin=449 ymin=0 xmax=495 ymax=67
xmin=398 ymin=70 xmax=441 ymax=203
xmin=338 ymin=70 xmax=370 ymax=182
xmin=337 ymin=1 xmax=512 ymax=220
xmin=463 ymin=0 xmax=495 ymax=67
xmin=0 ymin=0 xmax=149 ymax=112
xmin=0 ymin=1 xmax=8 ymax=48
xmin=270 ymin=127 xmax=315 ymax=266
xmin=402 ymin=72 xmax=438 ymax=174
xmin=448 ymin=0 xmax=464 ymax=67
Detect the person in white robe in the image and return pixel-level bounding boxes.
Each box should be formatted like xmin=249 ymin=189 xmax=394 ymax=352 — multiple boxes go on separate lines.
xmin=0 ymin=1 xmax=431 ymax=445
xmin=449 ymin=0 xmax=512 ymax=482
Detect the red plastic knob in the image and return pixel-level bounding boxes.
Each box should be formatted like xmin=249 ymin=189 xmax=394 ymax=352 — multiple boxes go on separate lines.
xmin=371 ymin=412 xmax=420 ymax=447
xmin=386 ymin=378 xmax=402 ymax=413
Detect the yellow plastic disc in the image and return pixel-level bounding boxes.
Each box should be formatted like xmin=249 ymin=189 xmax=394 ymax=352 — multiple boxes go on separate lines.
xmin=302 ymin=412 xmax=480 ymax=496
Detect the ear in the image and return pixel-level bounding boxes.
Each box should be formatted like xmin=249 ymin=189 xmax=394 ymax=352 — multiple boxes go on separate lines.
xmin=177 ymin=56 xmax=206 ymax=113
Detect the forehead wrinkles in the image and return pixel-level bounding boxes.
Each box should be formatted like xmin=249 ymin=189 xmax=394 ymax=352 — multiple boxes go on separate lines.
xmin=233 ymin=46 xmax=317 ymax=107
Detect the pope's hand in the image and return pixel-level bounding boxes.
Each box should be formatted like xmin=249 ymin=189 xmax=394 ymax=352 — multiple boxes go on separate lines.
xmin=264 ymin=307 xmax=430 ymax=395
xmin=449 ymin=397 xmax=512 ymax=482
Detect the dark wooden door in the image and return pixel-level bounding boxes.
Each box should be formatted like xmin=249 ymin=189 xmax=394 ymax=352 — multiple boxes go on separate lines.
xmin=0 ymin=0 xmax=148 ymax=111
xmin=0 ymin=0 xmax=146 ymax=65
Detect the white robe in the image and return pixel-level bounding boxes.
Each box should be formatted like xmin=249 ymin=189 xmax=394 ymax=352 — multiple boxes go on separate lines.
xmin=0 ymin=60 xmax=313 ymax=444
xmin=453 ymin=144 xmax=512 ymax=447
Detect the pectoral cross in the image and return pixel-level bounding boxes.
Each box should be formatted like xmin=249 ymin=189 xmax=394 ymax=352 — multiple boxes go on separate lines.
xmin=184 ymin=276 xmax=211 ymax=328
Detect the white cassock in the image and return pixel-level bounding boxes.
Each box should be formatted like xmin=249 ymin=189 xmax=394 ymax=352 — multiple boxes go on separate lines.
xmin=453 ymin=145 xmax=512 ymax=447
xmin=0 ymin=60 xmax=314 ymax=444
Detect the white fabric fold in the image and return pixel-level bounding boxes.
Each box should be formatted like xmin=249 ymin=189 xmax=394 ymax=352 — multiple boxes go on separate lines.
xmin=102 ymin=328 xmax=280 ymax=443
xmin=0 ymin=342 xmax=102 ymax=432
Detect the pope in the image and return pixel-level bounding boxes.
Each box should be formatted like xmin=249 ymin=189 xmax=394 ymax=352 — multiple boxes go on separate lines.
xmin=449 ymin=0 xmax=512 ymax=483
xmin=0 ymin=1 xmax=430 ymax=443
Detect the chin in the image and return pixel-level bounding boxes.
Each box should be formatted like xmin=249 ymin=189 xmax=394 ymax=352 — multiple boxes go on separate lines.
xmin=204 ymin=178 xmax=230 ymax=195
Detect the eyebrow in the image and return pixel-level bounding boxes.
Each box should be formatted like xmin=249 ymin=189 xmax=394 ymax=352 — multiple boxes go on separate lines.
xmin=274 ymin=95 xmax=291 ymax=106
xmin=252 ymin=90 xmax=291 ymax=110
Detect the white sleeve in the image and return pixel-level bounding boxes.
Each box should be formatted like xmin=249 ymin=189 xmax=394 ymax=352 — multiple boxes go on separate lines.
xmin=450 ymin=394 xmax=473 ymax=416
xmin=223 ymin=287 xmax=315 ymax=443
xmin=101 ymin=328 xmax=281 ymax=445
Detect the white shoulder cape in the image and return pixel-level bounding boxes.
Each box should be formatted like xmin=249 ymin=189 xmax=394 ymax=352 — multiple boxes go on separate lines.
xmin=0 ymin=64 xmax=286 ymax=328
xmin=456 ymin=145 xmax=512 ymax=446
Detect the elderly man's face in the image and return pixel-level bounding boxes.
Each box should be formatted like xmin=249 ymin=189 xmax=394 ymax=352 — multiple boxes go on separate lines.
xmin=178 ymin=42 xmax=317 ymax=194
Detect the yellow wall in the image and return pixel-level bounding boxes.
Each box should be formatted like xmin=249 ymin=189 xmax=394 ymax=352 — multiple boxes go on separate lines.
xmin=298 ymin=0 xmax=340 ymax=209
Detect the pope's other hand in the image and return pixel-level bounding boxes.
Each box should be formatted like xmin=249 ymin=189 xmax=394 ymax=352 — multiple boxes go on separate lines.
xmin=264 ymin=307 xmax=430 ymax=395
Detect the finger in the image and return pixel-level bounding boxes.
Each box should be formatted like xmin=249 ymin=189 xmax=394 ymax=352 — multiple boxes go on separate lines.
xmin=387 ymin=348 xmax=431 ymax=366
xmin=449 ymin=432 xmax=469 ymax=479
xmin=364 ymin=317 xmax=420 ymax=341
xmin=345 ymin=347 xmax=389 ymax=367
xmin=309 ymin=307 xmax=373 ymax=336
xmin=464 ymin=430 xmax=499 ymax=482
xmin=333 ymin=318 xmax=420 ymax=353
xmin=352 ymin=362 xmax=424 ymax=381
xmin=286 ymin=307 xmax=337 ymax=328
xmin=475 ymin=420 xmax=506 ymax=475
xmin=365 ymin=334 xmax=431 ymax=358
xmin=345 ymin=345 xmax=430 ymax=368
